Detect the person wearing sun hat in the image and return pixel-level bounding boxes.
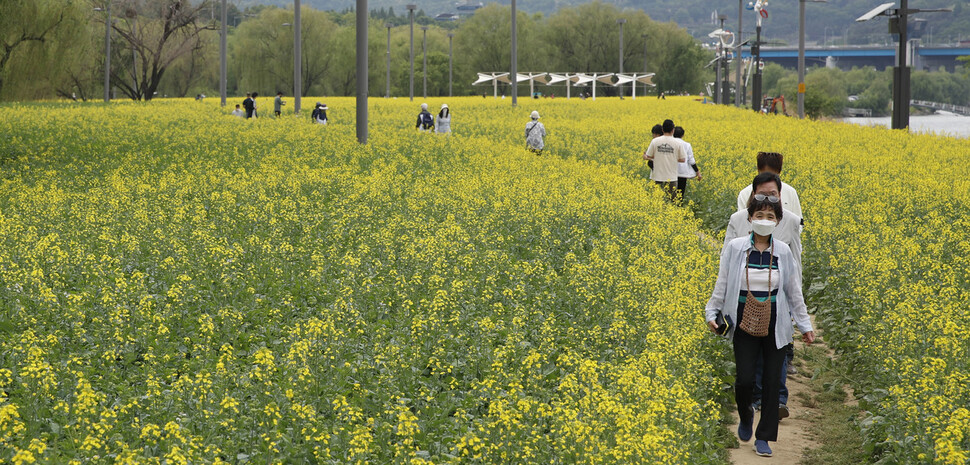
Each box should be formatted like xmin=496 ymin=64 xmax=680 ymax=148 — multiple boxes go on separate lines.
xmin=525 ymin=110 xmax=546 ymax=154
xmin=311 ymin=102 xmax=328 ymax=125
xmin=436 ymin=104 xmax=451 ymax=134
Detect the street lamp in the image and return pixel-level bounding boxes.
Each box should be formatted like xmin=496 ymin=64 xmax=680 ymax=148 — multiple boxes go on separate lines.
xmin=407 ymin=4 xmax=417 ymax=102
xmin=421 ymin=26 xmax=428 ymax=98
xmin=855 ymin=0 xmax=952 ymax=130
xmin=94 ymin=4 xmax=111 ymax=102
xmin=735 ymin=0 xmax=743 ymax=107
xmin=294 ymin=0 xmax=302 ymax=114
xmin=386 ymin=23 xmax=392 ymax=98
xmin=448 ymin=32 xmax=454 ymax=97
xmin=799 ymin=0 xmax=826 ymax=119
xmin=617 ymin=18 xmax=626 ymax=99
xmin=751 ymin=0 xmax=767 ymax=112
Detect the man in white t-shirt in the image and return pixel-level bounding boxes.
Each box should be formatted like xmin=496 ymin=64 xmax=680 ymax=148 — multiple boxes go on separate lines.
xmin=643 ymin=119 xmax=686 ymax=200
xmin=737 ymin=151 xmax=802 ymax=219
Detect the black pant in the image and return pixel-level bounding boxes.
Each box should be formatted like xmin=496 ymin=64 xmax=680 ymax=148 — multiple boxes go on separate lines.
xmin=734 ymin=303 xmax=784 ymax=442
xmin=676 ymin=177 xmax=688 ymax=198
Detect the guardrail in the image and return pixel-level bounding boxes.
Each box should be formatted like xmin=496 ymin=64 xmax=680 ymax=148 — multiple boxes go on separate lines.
xmin=911 ymin=100 xmax=970 ymax=116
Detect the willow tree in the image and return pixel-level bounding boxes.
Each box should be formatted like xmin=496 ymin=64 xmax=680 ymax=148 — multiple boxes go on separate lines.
xmin=231 ymin=6 xmax=338 ymax=97
xmin=0 ymin=0 xmax=85 ymax=100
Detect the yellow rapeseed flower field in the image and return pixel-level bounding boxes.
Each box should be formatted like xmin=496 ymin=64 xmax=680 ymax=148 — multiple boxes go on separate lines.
xmin=0 ymin=96 xmax=968 ymax=464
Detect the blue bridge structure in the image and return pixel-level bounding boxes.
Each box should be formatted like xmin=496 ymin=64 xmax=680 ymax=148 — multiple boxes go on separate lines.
xmin=741 ymin=45 xmax=970 ymax=72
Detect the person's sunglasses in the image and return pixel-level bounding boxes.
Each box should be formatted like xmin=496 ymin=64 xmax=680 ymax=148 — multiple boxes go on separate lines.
xmin=754 ymin=194 xmax=780 ymax=204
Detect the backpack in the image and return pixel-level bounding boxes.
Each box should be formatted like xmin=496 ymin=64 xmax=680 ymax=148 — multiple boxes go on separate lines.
xmin=420 ymin=112 xmax=433 ymax=128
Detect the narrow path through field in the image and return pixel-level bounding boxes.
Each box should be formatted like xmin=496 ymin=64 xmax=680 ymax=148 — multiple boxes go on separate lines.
xmin=727 ymin=315 xmax=832 ymax=464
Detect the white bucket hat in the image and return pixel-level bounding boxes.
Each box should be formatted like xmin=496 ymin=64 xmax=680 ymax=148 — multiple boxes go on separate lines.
xmin=441 ymin=103 xmax=449 ymax=109
xmin=421 ymin=103 xmax=428 ymax=110
xmin=530 ymin=110 xmax=540 ymax=119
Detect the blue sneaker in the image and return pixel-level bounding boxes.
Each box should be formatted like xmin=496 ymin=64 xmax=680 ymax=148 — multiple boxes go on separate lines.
xmin=754 ymin=440 xmax=773 ymax=457
xmin=738 ymin=407 xmax=754 ymax=442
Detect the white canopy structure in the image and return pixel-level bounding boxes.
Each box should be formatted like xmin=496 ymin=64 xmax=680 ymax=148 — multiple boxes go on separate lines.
xmin=473 ymin=72 xmax=510 ymax=97
xmin=613 ymin=73 xmax=657 ymax=99
xmin=474 ymin=71 xmax=658 ymax=99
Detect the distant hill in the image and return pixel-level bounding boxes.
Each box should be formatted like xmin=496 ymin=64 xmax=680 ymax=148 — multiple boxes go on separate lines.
xmin=237 ymin=0 xmax=968 ymax=47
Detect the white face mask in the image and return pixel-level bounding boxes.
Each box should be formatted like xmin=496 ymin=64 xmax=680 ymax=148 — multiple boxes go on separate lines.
xmin=751 ymin=219 xmax=777 ymax=237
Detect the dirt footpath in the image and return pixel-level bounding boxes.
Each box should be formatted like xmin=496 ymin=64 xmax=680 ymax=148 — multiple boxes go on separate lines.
xmin=728 ymin=321 xmax=823 ymax=464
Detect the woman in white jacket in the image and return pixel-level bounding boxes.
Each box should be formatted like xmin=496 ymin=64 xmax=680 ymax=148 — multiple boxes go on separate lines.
xmin=705 ymin=195 xmax=815 ymax=458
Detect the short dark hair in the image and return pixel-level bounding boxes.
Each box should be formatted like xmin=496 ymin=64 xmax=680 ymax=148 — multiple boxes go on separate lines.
xmin=252 ymin=92 xmax=259 ymax=97
xmin=662 ymin=119 xmax=675 ymax=133
xmin=748 ymin=195 xmax=783 ymax=220
xmin=751 ymin=171 xmax=782 ymax=194
xmin=673 ymin=126 xmax=685 ymax=138
xmin=277 ymin=91 xmax=283 ymax=95
xmin=756 ymin=152 xmax=784 ymax=173
xmin=651 ymin=124 xmax=663 ymax=136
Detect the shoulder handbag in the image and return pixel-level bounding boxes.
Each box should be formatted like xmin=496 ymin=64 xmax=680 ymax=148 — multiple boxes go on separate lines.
xmin=738 ymin=244 xmax=773 ymax=337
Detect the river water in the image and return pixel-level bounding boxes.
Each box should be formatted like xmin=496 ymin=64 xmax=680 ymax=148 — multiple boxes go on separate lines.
xmin=840 ymin=113 xmax=970 ymax=138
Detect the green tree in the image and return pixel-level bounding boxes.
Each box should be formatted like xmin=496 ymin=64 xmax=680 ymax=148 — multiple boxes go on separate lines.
xmin=803 ymin=67 xmax=846 ymax=118
xmin=231 ymin=6 xmax=338 ymax=97
xmin=0 ymin=0 xmax=85 ymax=100
xmin=452 ymin=4 xmax=549 ymax=98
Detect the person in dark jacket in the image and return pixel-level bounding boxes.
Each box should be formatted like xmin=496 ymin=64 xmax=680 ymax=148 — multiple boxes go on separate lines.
xmin=242 ymin=93 xmax=254 ymax=118
xmin=415 ymin=103 xmax=434 ymax=132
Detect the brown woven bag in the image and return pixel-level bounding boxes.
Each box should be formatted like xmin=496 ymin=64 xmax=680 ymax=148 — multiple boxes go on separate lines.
xmin=739 ymin=246 xmax=773 ymax=337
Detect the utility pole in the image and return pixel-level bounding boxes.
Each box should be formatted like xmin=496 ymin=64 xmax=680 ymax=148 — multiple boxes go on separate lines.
xmin=386 ymin=24 xmax=392 ymax=98
xmin=294 ymin=0 xmax=302 ymax=113
xmin=511 ymin=0 xmax=517 ymax=106
xmin=448 ymin=32 xmax=454 ymax=97
xmin=220 ymin=0 xmax=226 ymax=106
xmin=103 ymin=2 xmax=111 ymax=102
xmin=617 ymin=18 xmax=626 ymax=99
xmin=798 ymin=0 xmax=827 ymax=119
xmin=735 ymin=0 xmax=742 ymax=107
xmin=407 ymin=4 xmax=416 ymax=102
xmin=422 ymin=26 xmax=428 ymax=98
xmin=356 ymin=0 xmax=368 ymax=143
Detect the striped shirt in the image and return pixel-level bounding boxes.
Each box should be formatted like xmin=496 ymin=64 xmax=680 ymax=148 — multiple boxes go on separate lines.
xmin=740 ymin=237 xmax=779 ymax=303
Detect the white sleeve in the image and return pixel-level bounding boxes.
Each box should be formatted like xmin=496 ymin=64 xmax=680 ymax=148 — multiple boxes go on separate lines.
xmin=706 ymin=243 xmax=735 ymax=322
xmin=783 ymin=250 xmax=813 ymax=333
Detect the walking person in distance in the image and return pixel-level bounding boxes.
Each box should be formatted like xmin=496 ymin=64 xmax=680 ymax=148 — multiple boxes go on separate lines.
xmin=525 ymin=111 xmax=546 ymax=155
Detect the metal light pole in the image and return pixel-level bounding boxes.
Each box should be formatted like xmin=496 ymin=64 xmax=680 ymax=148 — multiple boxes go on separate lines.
xmin=356 ymin=0 xmax=368 ymax=143
xmin=421 ymin=26 xmax=428 ymax=98
xmin=617 ymin=18 xmax=626 ymax=99
xmin=220 ymin=0 xmax=227 ymax=106
xmin=642 ymin=34 xmax=648 ymax=97
xmin=798 ymin=0 xmax=827 ymax=119
xmin=386 ymin=24 xmax=392 ymax=98
xmin=855 ymin=0 xmax=951 ymax=130
xmin=96 ymin=3 xmax=112 ymax=102
xmin=751 ymin=0 xmax=767 ymax=113
xmin=735 ymin=0 xmax=743 ymax=107
xmin=407 ymin=4 xmax=416 ymax=102
xmin=293 ymin=0 xmax=302 ymax=113
xmin=448 ymin=32 xmax=454 ymax=97
xmin=511 ymin=0 xmax=517 ymax=106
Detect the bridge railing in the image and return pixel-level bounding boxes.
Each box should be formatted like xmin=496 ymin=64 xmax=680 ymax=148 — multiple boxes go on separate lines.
xmin=911 ymin=100 xmax=970 ymax=116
